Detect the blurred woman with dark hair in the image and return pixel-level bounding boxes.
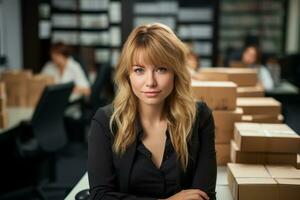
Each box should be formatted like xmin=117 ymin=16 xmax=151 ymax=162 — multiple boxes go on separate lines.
xmin=241 ymin=45 xmax=274 ymax=90
xmin=42 ymin=42 xmax=91 ymax=96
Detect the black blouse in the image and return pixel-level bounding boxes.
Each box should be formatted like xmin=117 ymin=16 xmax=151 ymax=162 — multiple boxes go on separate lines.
xmin=88 ymin=102 xmax=217 ymax=200
xmin=130 ymin=131 xmax=181 ymax=198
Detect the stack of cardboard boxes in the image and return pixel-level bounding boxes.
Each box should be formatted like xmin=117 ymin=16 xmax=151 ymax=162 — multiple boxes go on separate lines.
xmin=231 ymin=122 xmax=300 ymax=166
xmin=194 ymin=67 xmax=264 ymax=97
xmin=1 ymin=70 xmax=54 ymax=107
xmin=0 ymin=82 xmax=8 ymax=128
xmin=227 ymin=163 xmax=300 ymax=200
xmin=237 ymin=97 xmax=283 ymax=123
xmin=191 ymin=80 xmax=242 ymax=165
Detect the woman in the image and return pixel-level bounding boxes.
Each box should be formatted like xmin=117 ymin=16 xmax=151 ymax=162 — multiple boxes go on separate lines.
xmin=88 ymin=23 xmax=216 ymax=200
xmin=241 ymin=45 xmax=274 ymax=90
xmin=42 ymin=42 xmax=91 ymax=97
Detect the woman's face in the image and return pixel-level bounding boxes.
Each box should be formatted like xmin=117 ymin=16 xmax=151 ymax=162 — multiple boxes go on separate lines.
xmin=242 ymin=47 xmax=257 ymax=65
xmin=51 ymin=51 xmax=67 ymax=67
xmin=129 ymin=53 xmax=174 ymax=107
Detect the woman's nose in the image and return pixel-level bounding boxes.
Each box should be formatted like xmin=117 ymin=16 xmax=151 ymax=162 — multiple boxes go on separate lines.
xmin=145 ymin=71 xmax=157 ymax=88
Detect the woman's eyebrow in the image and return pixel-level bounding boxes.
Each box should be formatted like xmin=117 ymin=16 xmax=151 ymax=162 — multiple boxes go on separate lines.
xmin=132 ymin=64 xmax=145 ymax=68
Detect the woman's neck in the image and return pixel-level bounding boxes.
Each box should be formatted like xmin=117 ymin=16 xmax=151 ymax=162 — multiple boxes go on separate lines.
xmin=57 ymin=58 xmax=68 ymax=75
xmin=138 ymin=102 xmax=165 ymax=125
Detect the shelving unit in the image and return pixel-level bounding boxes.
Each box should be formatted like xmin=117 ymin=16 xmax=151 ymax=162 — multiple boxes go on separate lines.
xmin=131 ymin=0 xmax=219 ymax=68
xmin=132 ymin=1 xmax=178 ymax=31
xmin=219 ymin=0 xmax=287 ymax=55
xmin=177 ymin=1 xmax=219 ymax=67
xmin=49 ymin=0 xmax=122 ymax=71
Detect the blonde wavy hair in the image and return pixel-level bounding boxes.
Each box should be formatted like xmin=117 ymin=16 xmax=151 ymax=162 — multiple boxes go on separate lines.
xmin=110 ymin=23 xmax=197 ymax=170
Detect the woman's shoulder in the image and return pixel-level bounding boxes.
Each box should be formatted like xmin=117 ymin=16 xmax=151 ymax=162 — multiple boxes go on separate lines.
xmin=93 ymin=104 xmax=113 ymax=123
xmin=195 ymin=101 xmax=212 ymax=118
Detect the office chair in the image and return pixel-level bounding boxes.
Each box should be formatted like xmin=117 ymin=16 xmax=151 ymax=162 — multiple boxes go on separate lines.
xmin=83 ymin=64 xmax=114 ymax=124
xmin=0 ymin=82 xmax=74 ymax=200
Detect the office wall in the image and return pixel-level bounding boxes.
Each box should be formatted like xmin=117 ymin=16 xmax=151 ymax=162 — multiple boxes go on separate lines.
xmin=286 ymin=0 xmax=300 ymax=53
xmin=0 ymin=0 xmax=22 ymax=69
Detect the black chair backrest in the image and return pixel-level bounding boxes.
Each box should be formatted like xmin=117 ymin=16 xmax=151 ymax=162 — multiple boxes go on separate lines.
xmin=31 ymin=82 xmax=74 ymax=153
xmin=90 ymin=64 xmax=111 ymax=109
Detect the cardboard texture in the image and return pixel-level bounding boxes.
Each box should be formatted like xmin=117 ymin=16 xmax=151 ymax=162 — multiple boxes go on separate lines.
xmin=1 ymin=70 xmax=32 ymax=106
xmin=216 ymin=143 xmax=230 ymax=165
xmin=213 ymin=108 xmax=243 ymax=143
xmin=0 ymin=111 xmax=8 ymax=129
xmin=237 ymin=85 xmax=264 ymax=97
xmin=199 ymin=67 xmax=258 ymax=86
xmin=230 ymin=140 xmax=297 ymax=166
xmin=236 ymin=97 xmax=281 ymax=115
xmin=234 ymin=123 xmax=300 ymax=153
xmin=227 ymin=163 xmax=278 ymax=200
xmin=227 ymin=163 xmax=300 ymax=200
xmin=241 ymin=114 xmax=283 ymax=123
xmin=213 ymin=108 xmax=243 ymax=131
xmin=191 ymin=80 xmax=237 ymax=110
xmin=0 ymin=97 xmax=7 ymax=113
xmin=266 ymin=165 xmax=300 ymax=200
xmin=0 ymin=82 xmax=6 ymax=97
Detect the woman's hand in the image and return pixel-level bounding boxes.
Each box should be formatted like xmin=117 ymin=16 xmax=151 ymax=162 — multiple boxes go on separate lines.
xmin=165 ymin=189 xmax=209 ymax=200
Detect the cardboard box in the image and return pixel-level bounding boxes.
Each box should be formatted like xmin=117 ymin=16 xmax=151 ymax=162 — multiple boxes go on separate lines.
xmin=216 ymin=130 xmax=234 ymax=144
xmin=237 ymin=97 xmax=281 ymax=115
xmin=200 ymin=67 xmax=258 ymax=86
xmin=227 ymin=163 xmax=278 ymax=200
xmin=0 ymin=111 xmax=8 ymax=129
xmin=229 ymin=61 xmax=248 ymax=68
xmin=0 ymin=97 xmax=7 ymax=113
xmin=191 ymin=81 xmax=237 ymax=110
xmin=228 ymin=163 xmax=300 ymax=200
xmin=234 ymin=123 xmax=300 ymax=153
xmin=266 ymin=165 xmax=300 ymax=179
xmin=216 ymin=143 xmax=230 ymax=165
xmin=27 ymin=75 xmax=54 ymax=107
xmin=1 ymin=70 xmax=32 ymax=106
xmin=237 ymin=84 xmax=265 ymax=97
xmin=276 ymin=179 xmax=300 ymax=200
xmin=0 ymin=82 xmax=6 ymax=98
xmin=230 ymin=140 xmax=297 ymax=166
xmin=241 ymin=114 xmax=283 ymax=123
xmin=213 ymin=108 xmax=243 ymax=143
xmin=266 ymin=165 xmax=300 ymax=200
xmin=213 ymin=108 xmax=243 ymax=131
xmin=193 ymin=71 xmax=228 ymax=82
xmin=297 ymin=154 xmax=300 ymax=169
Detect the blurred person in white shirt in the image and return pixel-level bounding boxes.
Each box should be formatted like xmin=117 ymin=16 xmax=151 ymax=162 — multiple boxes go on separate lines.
xmin=241 ymin=45 xmax=274 ymax=91
xmin=42 ymin=42 xmax=91 ymax=97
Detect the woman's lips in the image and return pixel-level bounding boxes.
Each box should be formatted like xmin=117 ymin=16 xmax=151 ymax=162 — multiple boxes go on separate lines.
xmin=142 ymin=91 xmax=161 ymax=97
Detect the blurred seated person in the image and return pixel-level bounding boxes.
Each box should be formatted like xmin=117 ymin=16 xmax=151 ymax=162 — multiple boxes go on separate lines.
xmin=241 ymin=45 xmax=274 ymax=91
xmin=42 ymin=42 xmax=91 ymax=97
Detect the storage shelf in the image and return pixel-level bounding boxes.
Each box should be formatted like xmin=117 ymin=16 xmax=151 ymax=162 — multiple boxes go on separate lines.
xmin=177 ymin=21 xmax=213 ymax=25
xmin=52 ymin=27 xmax=109 ymax=32
xmin=52 ymin=8 xmax=108 ymax=14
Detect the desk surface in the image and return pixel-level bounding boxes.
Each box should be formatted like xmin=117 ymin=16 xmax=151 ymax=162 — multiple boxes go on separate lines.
xmin=64 ymin=166 xmax=233 ymax=200
xmin=0 ymin=107 xmax=34 ymax=134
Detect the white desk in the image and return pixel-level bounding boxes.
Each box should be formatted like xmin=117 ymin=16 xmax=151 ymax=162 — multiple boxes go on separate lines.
xmin=0 ymin=107 xmax=34 ymax=134
xmin=64 ymin=167 xmax=233 ymax=200
xmin=65 ymin=173 xmax=88 ymax=200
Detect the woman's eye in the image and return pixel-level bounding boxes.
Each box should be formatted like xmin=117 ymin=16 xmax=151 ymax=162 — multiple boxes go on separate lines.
xmin=156 ymin=67 xmax=167 ymax=73
xmin=133 ymin=68 xmax=144 ymax=74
